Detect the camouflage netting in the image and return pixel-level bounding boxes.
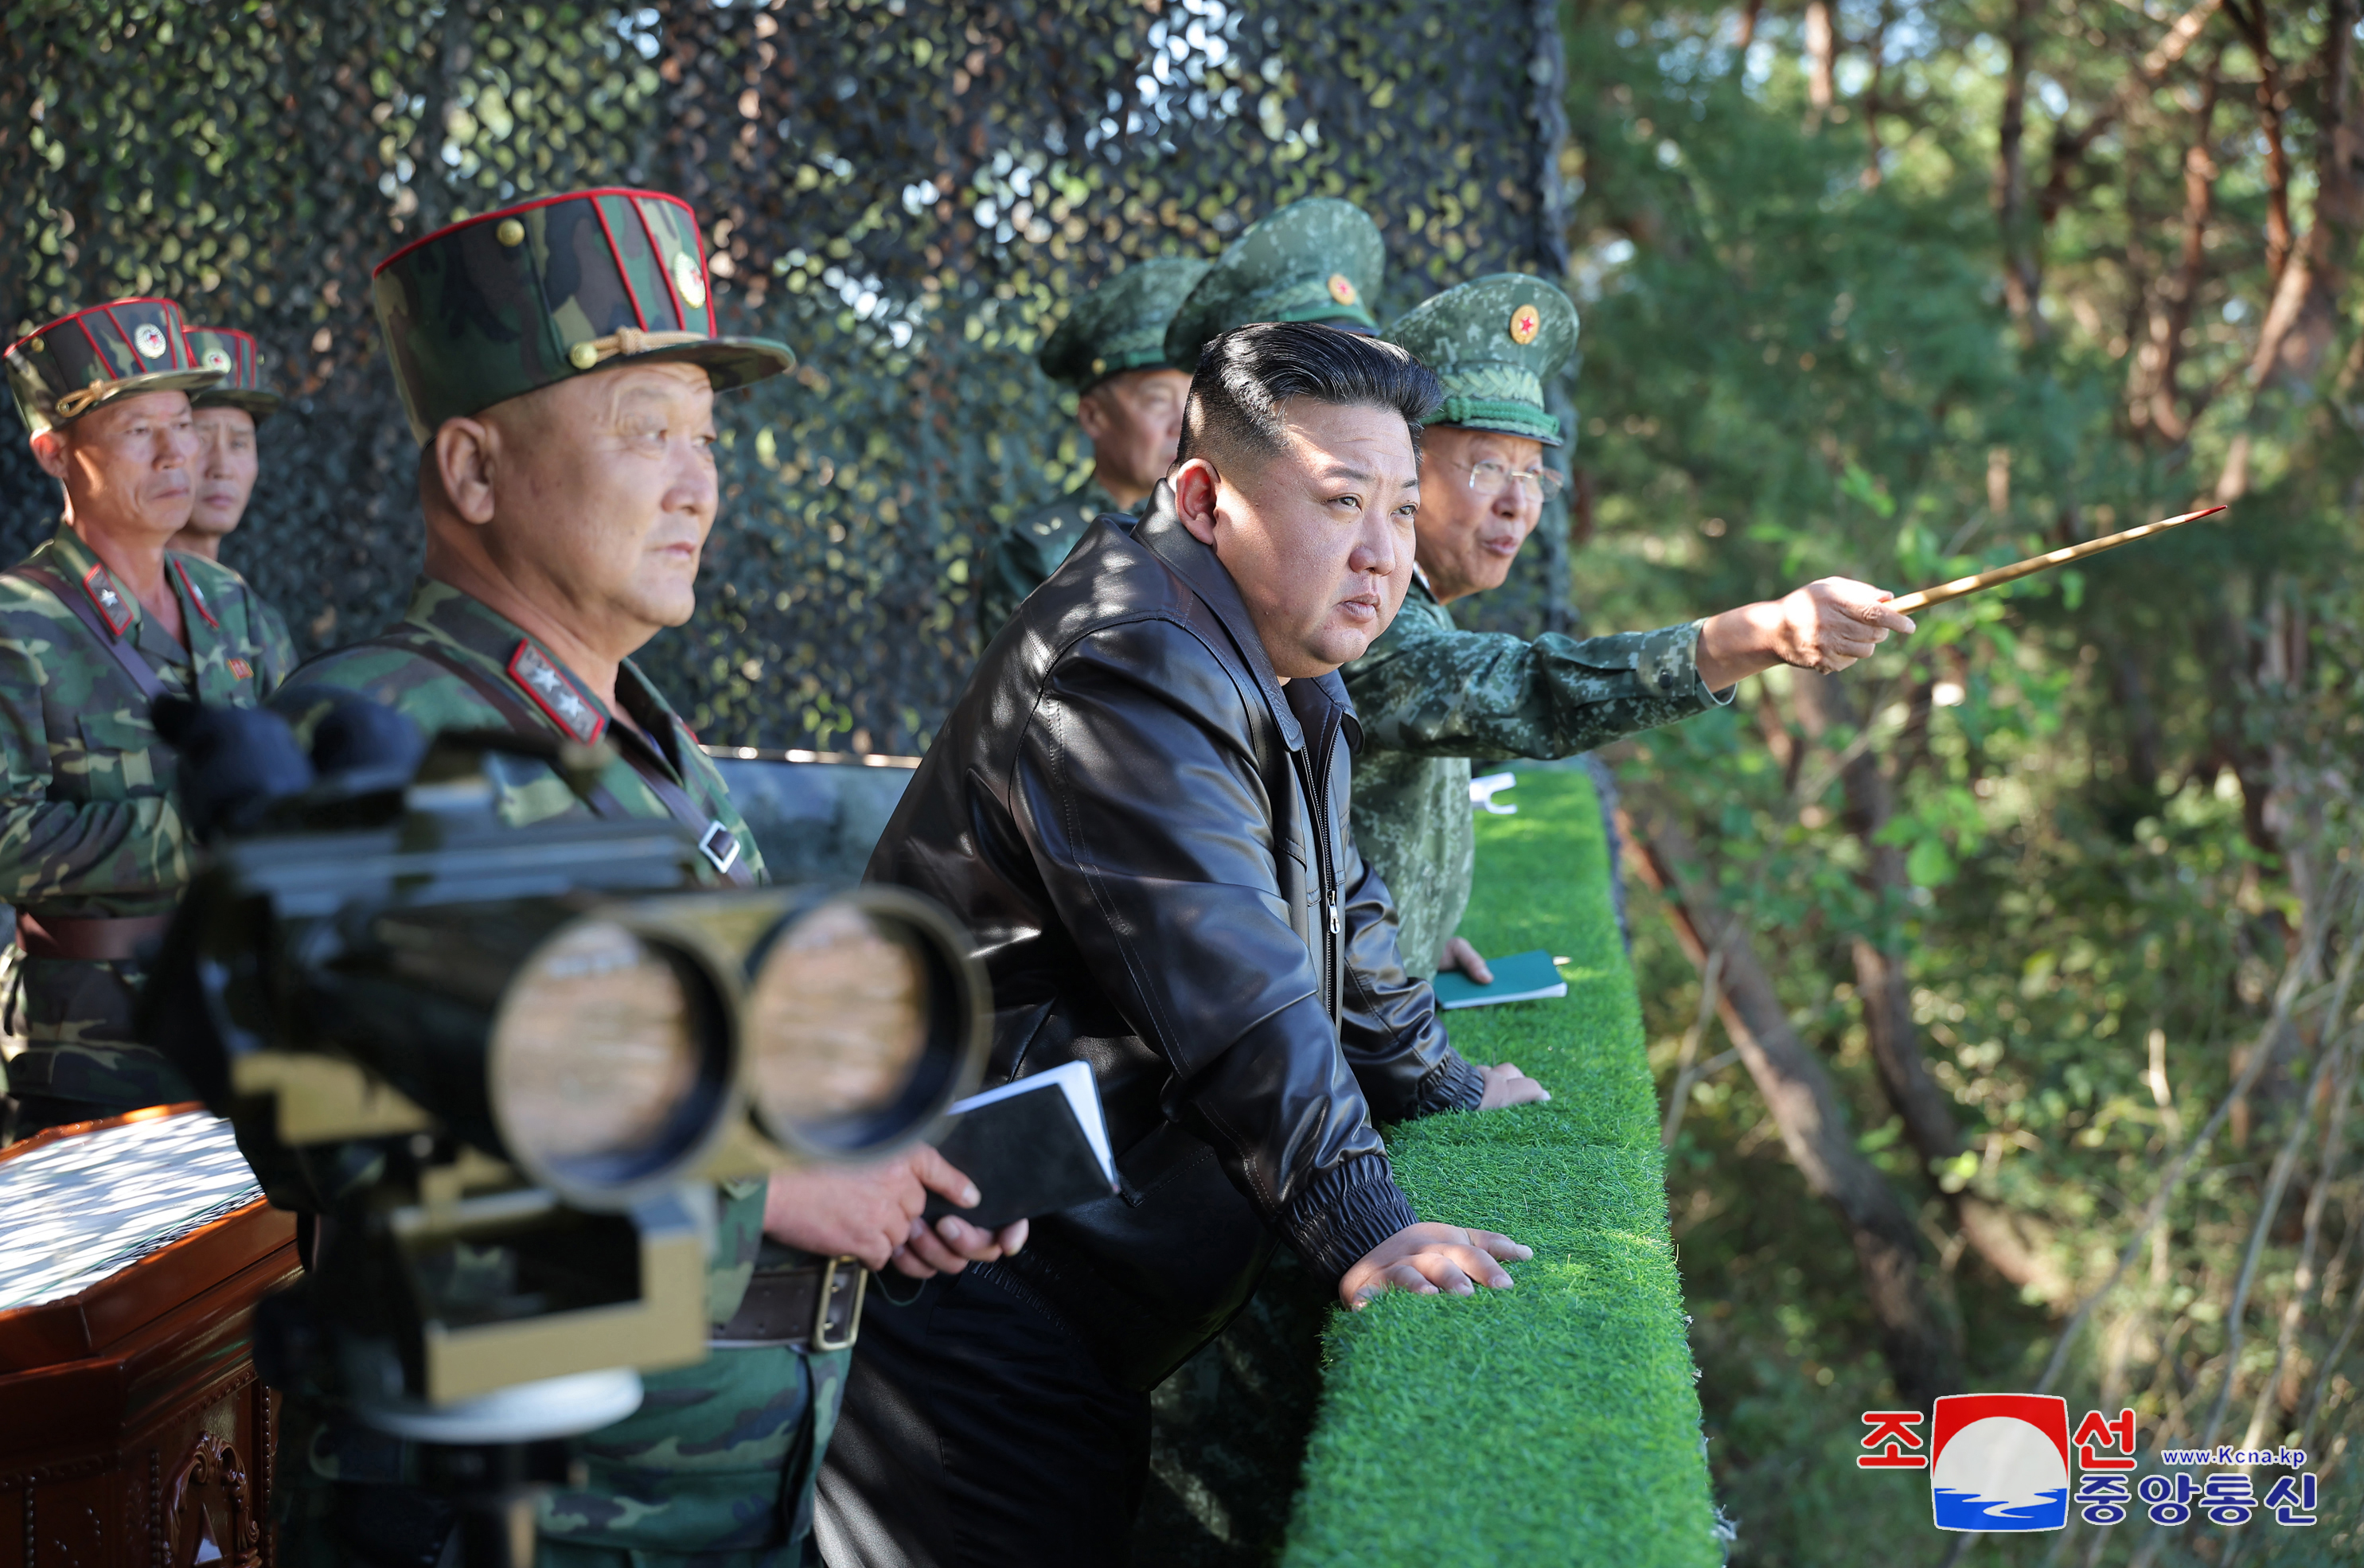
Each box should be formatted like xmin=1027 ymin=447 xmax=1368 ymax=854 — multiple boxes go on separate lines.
xmin=0 ymin=3 xmax=1571 ymax=1560
xmin=0 ymin=0 xmax=1575 ymax=756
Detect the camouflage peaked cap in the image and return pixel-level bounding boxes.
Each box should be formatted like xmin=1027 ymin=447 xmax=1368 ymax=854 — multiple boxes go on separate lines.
xmin=184 ymin=326 xmax=283 ymax=421
xmin=5 ymin=298 xmax=223 ymax=435
xmin=1163 ymin=198 xmax=1385 ymax=369
xmin=372 ymin=187 xmax=794 ymax=443
xmin=1037 ymin=257 xmax=1211 ymax=391
xmin=1384 ymin=274 xmax=1578 ymax=447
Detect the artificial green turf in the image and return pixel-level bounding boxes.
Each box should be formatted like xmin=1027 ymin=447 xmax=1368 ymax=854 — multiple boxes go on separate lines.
xmin=1281 ymin=767 xmax=1724 ymax=1566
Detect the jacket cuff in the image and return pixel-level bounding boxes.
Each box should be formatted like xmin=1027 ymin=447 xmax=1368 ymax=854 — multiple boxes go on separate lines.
xmin=1411 ymin=1051 xmax=1489 ymax=1117
xmin=1280 ymin=1151 xmax=1419 ymax=1286
xmin=1676 ymin=620 xmax=1738 ymax=708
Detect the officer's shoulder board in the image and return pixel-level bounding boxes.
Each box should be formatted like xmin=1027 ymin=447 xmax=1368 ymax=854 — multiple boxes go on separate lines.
xmin=507 ymin=640 xmax=607 ymax=743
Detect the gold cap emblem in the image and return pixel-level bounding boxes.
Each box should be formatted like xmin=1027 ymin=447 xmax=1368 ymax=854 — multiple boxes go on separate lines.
xmin=1509 ymin=305 xmax=1541 ymax=345
xmin=495 ymin=217 xmax=526 ymax=248
xmin=673 ymin=252 xmax=708 ymax=310
xmin=203 ymin=349 xmax=232 ymax=372
xmin=133 ymin=324 xmax=168 ymax=360
xmin=1326 ymin=273 xmax=1358 ymax=306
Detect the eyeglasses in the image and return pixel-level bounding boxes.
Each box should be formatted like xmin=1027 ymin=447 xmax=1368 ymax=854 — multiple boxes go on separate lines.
xmin=1457 ymin=457 xmax=1565 ymax=501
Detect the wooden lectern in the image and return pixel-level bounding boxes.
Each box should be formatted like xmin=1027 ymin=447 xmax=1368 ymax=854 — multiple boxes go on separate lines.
xmin=0 ymin=1106 xmax=298 ymax=1568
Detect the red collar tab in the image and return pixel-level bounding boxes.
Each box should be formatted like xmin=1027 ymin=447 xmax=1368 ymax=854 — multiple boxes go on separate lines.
xmin=172 ymin=557 xmax=220 ymax=629
xmin=506 ymin=640 xmax=607 ymax=744
xmin=80 ymin=564 xmax=134 ymax=636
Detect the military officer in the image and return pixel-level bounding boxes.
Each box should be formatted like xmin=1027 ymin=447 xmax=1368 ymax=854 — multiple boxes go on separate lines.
xmin=1348 ymin=274 xmax=1917 ymax=978
xmin=172 ymin=324 xmax=296 ymax=656
xmin=0 ymin=297 xmax=295 ymax=1137
xmin=976 ymin=258 xmax=1206 ymax=640
xmin=268 ymin=186 xmax=1019 ymax=1568
xmin=977 ymin=199 xmax=1384 ymax=645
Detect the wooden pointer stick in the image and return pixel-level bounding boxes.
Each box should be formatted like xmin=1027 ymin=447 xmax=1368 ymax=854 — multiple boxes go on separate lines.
xmin=1886 ymin=505 xmax=2228 ymax=614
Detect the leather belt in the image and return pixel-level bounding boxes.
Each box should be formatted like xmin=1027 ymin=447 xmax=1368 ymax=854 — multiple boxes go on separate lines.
xmin=16 ymin=911 xmax=172 ymax=962
xmin=711 ymin=1256 xmax=866 ymax=1352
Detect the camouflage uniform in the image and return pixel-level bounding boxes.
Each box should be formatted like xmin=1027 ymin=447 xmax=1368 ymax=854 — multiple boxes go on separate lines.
xmin=979 ymin=476 xmax=1130 ymax=640
xmin=1344 ymin=275 xmax=1726 ymax=975
xmin=271 ymin=186 xmax=838 ymax=1568
xmin=1345 ymin=573 xmax=1718 ymax=974
xmin=977 ymin=257 xmax=1204 ymax=642
xmin=272 ymin=586 xmax=845 ymax=1566
xmin=0 ymin=297 xmax=293 ymax=1124
xmin=278 ymin=579 xmax=760 ymax=856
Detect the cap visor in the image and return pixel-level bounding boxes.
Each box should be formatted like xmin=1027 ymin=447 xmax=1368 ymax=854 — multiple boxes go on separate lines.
xmin=611 ymin=336 xmax=796 ymax=392
xmin=59 ymin=367 xmax=227 ymax=420
xmin=1432 ymin=413 xmax=1563 ymax=447
xmin=193 ymin=389 xmax=284 ymax=420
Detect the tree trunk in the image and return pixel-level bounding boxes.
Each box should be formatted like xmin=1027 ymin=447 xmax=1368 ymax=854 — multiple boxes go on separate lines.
xmin=1620 ymin=788 xmax=1964 ymax=1404
xmin=1789 ymin=672 xmax=2071 ymax=1301
xmin=1995 ymin=0 xmax=2043 ymax=337
xmin=1804 ymin=2 xmax=1835 ymax=121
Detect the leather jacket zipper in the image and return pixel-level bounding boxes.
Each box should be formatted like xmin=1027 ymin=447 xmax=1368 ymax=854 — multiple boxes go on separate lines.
xmin=1300 ymin=707 xmax=1343 ymax=1020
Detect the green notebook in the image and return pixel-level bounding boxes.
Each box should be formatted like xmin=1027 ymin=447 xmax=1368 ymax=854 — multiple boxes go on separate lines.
xmin=1428 ymin=947 xmax=1569 ymax=1009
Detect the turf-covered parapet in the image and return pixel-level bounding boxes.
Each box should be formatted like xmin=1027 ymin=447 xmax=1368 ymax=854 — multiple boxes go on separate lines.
xmin=1282 ymin=766 xmax=1722 ymax=1566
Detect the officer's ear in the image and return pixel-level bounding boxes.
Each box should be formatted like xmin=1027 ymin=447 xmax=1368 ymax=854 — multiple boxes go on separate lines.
xmin=27 ymin=428 xmax=68 ymax=483
xmin=1075 ymin=380 xmax=1116 ymax=446
xmin=428 ymin=416 xmax=499 ymax=527
xmin=1172 ymin=457 xmax=1223 ymax=547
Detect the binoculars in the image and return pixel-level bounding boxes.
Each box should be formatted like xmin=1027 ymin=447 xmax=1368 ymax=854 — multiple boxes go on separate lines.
xmin=146 ymin=724 xmax=987 ymax=1418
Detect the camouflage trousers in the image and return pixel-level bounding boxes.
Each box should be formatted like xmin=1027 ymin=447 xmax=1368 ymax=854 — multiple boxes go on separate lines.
xmin=277 ymin=1344 xmax=850 ymax=1567
xmin=2 ymin=950 xmax=195 ymax=1123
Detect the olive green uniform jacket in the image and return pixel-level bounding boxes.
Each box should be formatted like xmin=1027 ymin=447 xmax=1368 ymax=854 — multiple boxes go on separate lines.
xmin=977 ymin=476 xmax=1129 ymax=643
xmin=1340 ymin=571 xmax=1726 ymax=977
xmin=270 ymin=578 xmax=845 ymax=1568
xmin=0 ymin=525 xmax=293 ymax=1117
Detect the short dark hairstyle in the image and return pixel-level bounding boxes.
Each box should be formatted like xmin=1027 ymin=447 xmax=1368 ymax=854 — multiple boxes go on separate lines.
xmin=1176 ymin=321 xmax=1441 ymax=470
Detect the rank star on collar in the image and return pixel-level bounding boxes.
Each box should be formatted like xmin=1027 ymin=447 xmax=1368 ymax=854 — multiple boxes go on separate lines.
xmin=80 ymin=564 xmax=134 ymax=636
xmin=505 ymin=640 xmax=607 ymax=743
xmin=171 ymin=556 xmax=219 ymax=628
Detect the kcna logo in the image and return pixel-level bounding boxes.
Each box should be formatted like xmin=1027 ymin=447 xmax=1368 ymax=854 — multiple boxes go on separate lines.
xmin=1863 ymin=1394 xmax=2321 ymax=1535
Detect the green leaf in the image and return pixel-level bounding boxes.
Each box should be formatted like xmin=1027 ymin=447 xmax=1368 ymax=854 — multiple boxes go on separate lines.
xmin=1906 ymin=837 xmax=1956 ymax=887
xmin=1839 ymin=461 xmax=1897 ymax=519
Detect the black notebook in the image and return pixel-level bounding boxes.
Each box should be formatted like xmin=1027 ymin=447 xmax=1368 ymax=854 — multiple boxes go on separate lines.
xmin=922 ymin=1059 xmax=1118 ymax=1231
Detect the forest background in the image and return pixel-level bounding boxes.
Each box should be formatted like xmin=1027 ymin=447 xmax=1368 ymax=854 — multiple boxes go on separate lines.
xmin=1578 ymin=2 xmax=2364 ymax=1564
xmin=8 ymin=0 xmax=2364 ymax=1562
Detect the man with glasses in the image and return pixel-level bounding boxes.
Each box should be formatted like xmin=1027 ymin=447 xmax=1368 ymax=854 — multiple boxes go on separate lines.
xmin=1349 ymin=275 xmax=1915 ymax=980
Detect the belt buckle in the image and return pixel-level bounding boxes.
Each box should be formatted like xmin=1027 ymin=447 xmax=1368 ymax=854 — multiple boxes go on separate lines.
xmin=698 ymin=821 xmax=741 ymax=876
xmin=811 ymin=1254 xmax=866 ymax=1352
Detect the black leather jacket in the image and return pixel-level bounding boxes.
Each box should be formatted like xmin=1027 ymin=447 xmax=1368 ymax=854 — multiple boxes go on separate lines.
xmin=869 ymin=489 xmax=1484 ymax=1390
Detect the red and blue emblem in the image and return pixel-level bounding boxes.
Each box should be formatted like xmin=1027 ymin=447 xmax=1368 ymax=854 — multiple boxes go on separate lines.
xmin=1931 ymin=1393 xmax=2070 ymax=1531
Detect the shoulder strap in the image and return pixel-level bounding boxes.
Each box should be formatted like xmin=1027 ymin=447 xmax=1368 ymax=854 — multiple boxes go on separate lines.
xmin=5 ymin=563 xmax=174 ymax=710
xmin=376 ymin=626 xmax=753 ymax=886
xmin=614 ymin=735 xmax=753 ymax=886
